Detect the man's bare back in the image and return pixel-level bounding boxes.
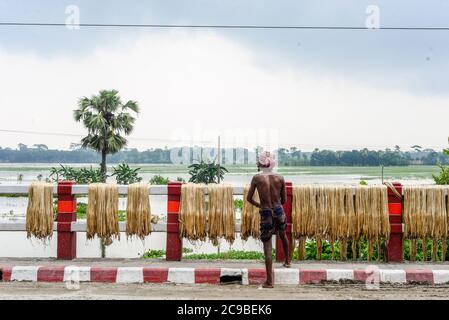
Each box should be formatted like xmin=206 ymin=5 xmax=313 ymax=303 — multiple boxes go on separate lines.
xmin=246 ymin=173 xmax=286 ymax=209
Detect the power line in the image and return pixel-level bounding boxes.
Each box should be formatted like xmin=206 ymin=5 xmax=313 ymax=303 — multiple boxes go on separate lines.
xmin=0 ymin=129 xmax=80 ymax=138
xmin=0 ymin=129 xmax=213 ymax=143
xmin=1 ymin=22 xmax=449 ymax=31
xmin=1 ymin=129 xmax=445 ymax=151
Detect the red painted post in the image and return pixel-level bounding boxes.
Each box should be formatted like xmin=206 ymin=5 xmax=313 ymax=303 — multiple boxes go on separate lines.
xmin=385 ymin=182 xmax=403 ymax=262
xmin=276 ymin=182 xmax=293 ymax=262
xmin=57 ymin=181 xmax=77 ymax=260
xmin=166 ymin=182 xmax=183 ymax=261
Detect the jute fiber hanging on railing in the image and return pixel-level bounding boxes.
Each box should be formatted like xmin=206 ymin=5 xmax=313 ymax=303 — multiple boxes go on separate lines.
xmin=179 ymin=183 xmax=206 ymax=241
xmin=241 ymin=185 xmax=260 ymax=241
xmin=86 ymin=183 xmax=120 ymax=245
xmin=26 ymin=182 xmax=54 ymax=241
xmin=126 ymin=183 xmax=152 ymax=240
xmin=207 ymin=183 xmax=235 ymax=246
xmin=292 ymin=185 xmax=355 ymax=260
xmin=292 ymin=185 xmax=389 ymax=261
xmin=403 ymin=186 xmax=449 ymax=261
xmin=354 ymin=185 xmax=390 ymax=261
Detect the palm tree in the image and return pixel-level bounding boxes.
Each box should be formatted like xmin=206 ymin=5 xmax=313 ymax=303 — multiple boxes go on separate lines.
xmin=73 ymin=89 xmax=139 ymax=182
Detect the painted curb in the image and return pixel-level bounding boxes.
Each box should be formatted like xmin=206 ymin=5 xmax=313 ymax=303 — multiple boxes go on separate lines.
xmin=1 ymin=266 xmax=449 ymax=285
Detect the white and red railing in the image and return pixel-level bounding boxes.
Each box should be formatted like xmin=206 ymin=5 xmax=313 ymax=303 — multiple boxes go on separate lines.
xmin=0 ymin=181 xmax=405 ymax=262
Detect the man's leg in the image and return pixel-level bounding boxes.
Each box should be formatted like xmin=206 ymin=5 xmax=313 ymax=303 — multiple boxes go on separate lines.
xmin=263 ymin=238 xmax=273 ymax=288
xmin=274 ymin=212 xmax=291 ymax=267
xmin=278 ymin=229 xmax=291 ymax=266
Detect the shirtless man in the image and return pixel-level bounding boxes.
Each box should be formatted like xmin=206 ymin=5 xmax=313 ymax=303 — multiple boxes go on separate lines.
xmin=246 ymin=151 xmax=291 ymax=288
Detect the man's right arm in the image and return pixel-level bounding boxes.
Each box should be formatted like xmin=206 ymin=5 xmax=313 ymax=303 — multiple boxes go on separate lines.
xmin=247 ymin=177 xmax=261 ymax=208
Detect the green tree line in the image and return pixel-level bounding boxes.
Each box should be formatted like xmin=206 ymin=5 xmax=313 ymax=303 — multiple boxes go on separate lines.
xmin=0 ymin=146 xmax=171 ymax=164
xmin=1 ymin=145 xmax=448 ymax=166
xmin=278 ymin=147 xmax=448 ymax=166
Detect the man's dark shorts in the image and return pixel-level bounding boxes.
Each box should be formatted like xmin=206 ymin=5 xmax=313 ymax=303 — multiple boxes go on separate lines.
xmin=259 ymin=205 xmax=286 ymax=242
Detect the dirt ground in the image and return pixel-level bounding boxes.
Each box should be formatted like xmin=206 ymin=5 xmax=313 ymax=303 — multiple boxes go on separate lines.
xmin=0 ymin=282 xmax=448 ymax=300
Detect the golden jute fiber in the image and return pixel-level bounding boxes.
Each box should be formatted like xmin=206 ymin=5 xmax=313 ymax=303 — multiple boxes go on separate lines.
xmin=292 ymin=185 xmax=356 ymax=260
xmin=354 ymin=185 xmax=390 ymax=260
xmin=207 ymin=184 xmax=236 ymax=246
xmin=179 ymin=183 xmax=206 ymax=241
xmin=354 ymin=185 xmax=390 ymax=241
xmin=26 ymin=182 xmax=54 ymax=241
xmin=403 ymin=185 xmax=448 ymax=261
xmin=126 ymin=183 xmax=152 ymax=240
xmin=241 ymin=185 xmax=260 ymax=241
xmin=292 ymin=185 xmax=389 ymax=261
xmin=86 ymin=183 xmax=120 ymax=245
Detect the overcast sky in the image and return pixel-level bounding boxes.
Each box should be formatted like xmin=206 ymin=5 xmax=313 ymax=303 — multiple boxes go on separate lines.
xmin=0 ymin=0 xmax=448 ymax=151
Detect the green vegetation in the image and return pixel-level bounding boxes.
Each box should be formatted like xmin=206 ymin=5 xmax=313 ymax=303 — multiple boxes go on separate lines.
xmin=49 ymin=164 xmax=103 ymax=183
xmin=234 ymin=198 xmax=244 ymax=211
xmin=432 ymin=148 xmax=449 ymax=185
xmin=140 ymin=238 xmax=449 ymax=261
xmin=141 ymin=249 xmax=166 ymax=258
xmin=184 ymin=250 xmax=266 ymax=260
xmin=111 ymin=162 xmax=142 ymax=184
xmin=75 ymin=202 xmax=126 ymax=221
xmin=149 ymin=174 xmax=170 ymax=185
xmin=2 ymin=145 xmax=448 ymax=167
xmin=188 ymin=160 xmax=228 ymax=184
xmin=402 ymin=239 xmax=449 ymax=261
xmin=433 ymin=164 xmax=449 ymax=185
xmin=73 ymin=89 xmax=139 ymax=182
xmin=141 ymin=247 xmax=193 ymax=258
xmin=279 ymin=147 xmax=449 ymax=166
xmin=140 ymin=249 xmax=266 ymax=260
xmin=148 ymin=175 xmax=185 ymax=184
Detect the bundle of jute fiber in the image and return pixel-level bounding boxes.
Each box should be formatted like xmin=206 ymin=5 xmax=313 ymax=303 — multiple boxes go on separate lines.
xmin=354 ymin=185 xmax=390 ymax=261
xmin=26 ymin=182 xmax=54 ymax=241
xmin=403 ymin=185 xmax=448 ymax=261
xmin=179 ymin=183 xmax=206 ymax=241
xmin=126 ymin=183 xmax=152 ymax=240
xmin=292 ymin=185 xmax=316 ymax=259
xmin=86 ymin=183 xmax=120 ymax=246
xmin=292 ymin=185 xmax=388 ymax=261
xmin=292 ymin=185 xmax=356 ymax=260
xmin=207 ymin=183 xmax=235 ymax=246
xmin=327 ymin=185 xmax=355 ymax=261
xmin=241 ymin=185 xmax=260 ymax=241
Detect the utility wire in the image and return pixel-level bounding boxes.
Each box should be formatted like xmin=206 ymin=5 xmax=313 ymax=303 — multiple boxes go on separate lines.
xmin=1 ymin=22 xmax=449 ymax=31
xmin=0 ymin=129 xmax=213 ymax=143
xmin=0 ymin=129 xmax=445 ymax=150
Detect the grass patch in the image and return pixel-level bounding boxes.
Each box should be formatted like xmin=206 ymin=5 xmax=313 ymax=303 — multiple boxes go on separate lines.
xmin=141 ymin=247 xmax=193 ymax=259
xmin=141 ymin=249 xmax=267 ymax=260
xmin=183 ymin=250 xmax=266 ymax=260
xmin=141 ymin=249 xmax=166 ymax=259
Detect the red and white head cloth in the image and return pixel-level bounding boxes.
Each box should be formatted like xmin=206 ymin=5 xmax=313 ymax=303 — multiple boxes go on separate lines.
xmin=257 ymin=151 xmax=276 ymax=170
